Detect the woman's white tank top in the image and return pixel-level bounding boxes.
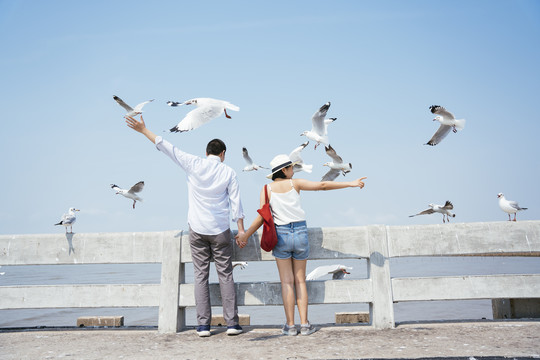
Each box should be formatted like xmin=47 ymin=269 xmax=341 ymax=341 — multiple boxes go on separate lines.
xmin=268 ymin=179 xmax=306 ymax=225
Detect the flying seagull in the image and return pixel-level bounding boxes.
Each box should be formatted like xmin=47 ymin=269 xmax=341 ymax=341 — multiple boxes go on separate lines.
xmin=321 ymin=145 xmax=352 ymax=181
xmin=306 ymin=265 xmax=352 ymax=281
xmin=111 ymin=181 xmax=144 ymax=209
xmin=425 ymin=105 xmax=466 ymax=146
xmin=55 ymin=207 xmax=79 ymax=233
xmin=289 ymin=141 xmax=313 ymax=174
xmin=497 ymin=193 xmax=527 ymax=221
xmin=301 ymin=102 xmax=336 ymax=149
xmin=242 ymin=147 xmax=268 ymax=171
xmin=167 ymin=97 xmax=240 ymax=133
xmin=409 ymin=201 xmax=456 ymax=223
xmin=113 ymin=95 xmax=154 ymax=117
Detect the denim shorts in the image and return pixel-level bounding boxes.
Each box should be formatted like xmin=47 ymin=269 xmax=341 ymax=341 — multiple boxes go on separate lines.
xmin=272 ymin=221 xmax=309 ymax=260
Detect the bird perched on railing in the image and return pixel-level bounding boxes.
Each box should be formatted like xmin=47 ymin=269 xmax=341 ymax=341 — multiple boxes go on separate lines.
xmin=54 ymin=207 xmax=79 ymax=233
xmin=232 ymin=261 xmax=248 ymax=270
xmin=306 ymin=264 xmax=352 ymax=280
xmin=409 ymin=201 xmax=456 ymax=223
xmin=497 ymin=193 xmax=527 ymax=221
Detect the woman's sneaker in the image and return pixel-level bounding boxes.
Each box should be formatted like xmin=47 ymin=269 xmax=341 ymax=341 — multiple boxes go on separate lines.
xmin=300 ymin=322 xmax=316 ymax=336
xmin=196 ymin=325 xmax=211 ymax=337
xmin=281 ymin=324 xmax=297 ymax=336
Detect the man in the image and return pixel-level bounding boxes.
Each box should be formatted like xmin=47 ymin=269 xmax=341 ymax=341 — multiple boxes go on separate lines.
xmin=126 ymin=115 xmax=245 ymax=337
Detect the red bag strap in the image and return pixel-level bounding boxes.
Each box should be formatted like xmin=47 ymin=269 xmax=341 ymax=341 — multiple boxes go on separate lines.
xmin=264 ymin=185 xmax=270 ymax=204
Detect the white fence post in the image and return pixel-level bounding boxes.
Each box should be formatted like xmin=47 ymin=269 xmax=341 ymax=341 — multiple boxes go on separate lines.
xmin=367 ymin=225 xmax=395 ymax=329
xmin=158 ymin=231 xmax=184 ymax=333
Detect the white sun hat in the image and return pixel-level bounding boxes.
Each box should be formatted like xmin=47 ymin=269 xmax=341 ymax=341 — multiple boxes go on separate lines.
xmin=266 ymin=154 xmax=300 ymax=179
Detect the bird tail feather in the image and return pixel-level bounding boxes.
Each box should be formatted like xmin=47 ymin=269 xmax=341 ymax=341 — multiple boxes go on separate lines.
xmin=54 ymin=222 xmax=62 ymax=226
xmin=454 ymin=119 xmax=466 ymax=130
xmin=302 ymin=164 xmax=313 ymax=173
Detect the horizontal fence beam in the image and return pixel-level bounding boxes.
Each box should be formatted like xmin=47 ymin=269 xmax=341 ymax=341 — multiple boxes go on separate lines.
xmin=392 ymin=274 xmax=540 ymax=302
xmin=0 ymin=284 xmax=160 ymax=309
xmin=179 ymin=279 xmax=373 ymax=307
xmin=0 ymin=232 xmax=177 ymax=265
xmin=387 ymin=221 xmax=540 ymax=257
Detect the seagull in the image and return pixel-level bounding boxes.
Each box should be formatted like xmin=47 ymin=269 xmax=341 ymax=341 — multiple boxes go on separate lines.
xmin=321 ymin=145 xmax=352 ymax=181
xmin=111 ymin=181 xmax=144 ymax=209
xmin=167 ymin=97 xmax=240 ymax=133
xmin=306 ymin=265 xmax=352 ymax=280
xmin=497 ymin=193 xmax=527 ymax=221
xmin=113 ymin=95 xmax=154 ymax=117
xmin=425 ymin=105 xmax=466 ymax=146
xmin=242 ymin=147 xmax=268 ymax=171
xmin=232 ymin=261 xmax=248 ymax=270
xmin=289 ymin=141 xmax=313 ymax=174
xmin=409 ymin=201 xmax=456 ymax=223
xmin=54 ymin=207 xmax=79 ymax=233
xmin=301 ymin=102 xmax=336 ymax=149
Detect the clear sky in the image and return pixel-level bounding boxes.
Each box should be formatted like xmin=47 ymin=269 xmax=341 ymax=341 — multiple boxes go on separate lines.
xmin=1 ymin=0 xmax=538 ymax=235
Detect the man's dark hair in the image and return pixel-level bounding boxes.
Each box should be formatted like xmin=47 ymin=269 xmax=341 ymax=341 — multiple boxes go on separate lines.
xmin=206 ymin=138 xmax=227 ymax=156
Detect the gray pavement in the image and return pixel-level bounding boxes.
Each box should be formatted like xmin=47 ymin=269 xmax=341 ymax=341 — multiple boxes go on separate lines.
xmin=1 ymin=321 xmax=539 ymax=359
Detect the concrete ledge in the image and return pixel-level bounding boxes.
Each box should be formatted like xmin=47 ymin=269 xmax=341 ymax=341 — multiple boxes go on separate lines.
xmin=210 ymin=314 xmax=250 ymax=326
xmin=77 ymin=316 xmax=124 ymax=327
xmin=335 ymin=312 xmax=370 ymax=324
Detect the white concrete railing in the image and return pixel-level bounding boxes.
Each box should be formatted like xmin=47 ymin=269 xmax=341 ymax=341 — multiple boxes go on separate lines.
xmin=1 ymin=221 xmax=539 ymax=333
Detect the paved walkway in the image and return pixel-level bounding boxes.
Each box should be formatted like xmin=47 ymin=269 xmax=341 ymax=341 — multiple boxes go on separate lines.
xmin=1 ymin=321 xmax=539 ymax=359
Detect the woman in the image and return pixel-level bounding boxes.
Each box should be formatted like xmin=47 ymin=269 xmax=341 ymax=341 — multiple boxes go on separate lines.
xmin=235 ymin=154 xmax=366 ymax=336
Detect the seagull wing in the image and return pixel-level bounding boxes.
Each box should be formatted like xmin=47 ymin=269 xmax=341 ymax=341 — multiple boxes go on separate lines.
xmin=425 ymin=124 xmax=452 ymax=146
xmin=289 ymin=142 xmax=309 ymax=163
xmin=321 ymin=168 xmax=340 ymax=181
xmin=409 ymin=208 xmax=436 ymax=217
xmin=443 ymin=200 xmax=454 ymax=210
xmin=430 ymin=105 xmax=455 ymax=120
xmin=128 ymin=181 xmax=144 ymax=194
xmin=113 ymin=96 xmax=133 ymax=112
xmin=311 ymin=102 xmax=331 ymax=135
xmin=325 ymin=145 xmax=343 ymax=164
xmin=306 ymin=265 xmax=348 ymax=280
xmin=171 ymin=105 xmax=223 ymax=132
xmin=133 ymin=99 xmax=154 ymax=112
xmin=242 ymin=148 xmax=254 ymax=165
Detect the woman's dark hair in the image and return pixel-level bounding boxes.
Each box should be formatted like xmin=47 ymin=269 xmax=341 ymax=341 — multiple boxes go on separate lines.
xmin=206 ymin=138 xmax=226 ymax=156
xmin=271 ymin=167 xmax=289 ymax=181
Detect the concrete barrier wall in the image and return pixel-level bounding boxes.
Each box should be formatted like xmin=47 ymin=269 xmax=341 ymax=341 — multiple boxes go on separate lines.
xmin=1 ymin=221 xmax=539 ymax=332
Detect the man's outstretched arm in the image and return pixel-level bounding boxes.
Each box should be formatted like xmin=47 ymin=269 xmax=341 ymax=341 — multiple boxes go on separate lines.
xmin=125 ymin=115 xmax=157 ymax=144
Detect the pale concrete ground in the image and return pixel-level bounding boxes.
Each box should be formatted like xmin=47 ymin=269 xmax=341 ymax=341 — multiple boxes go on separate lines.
xmin=1 ymin=321 xmax=539 ymax=360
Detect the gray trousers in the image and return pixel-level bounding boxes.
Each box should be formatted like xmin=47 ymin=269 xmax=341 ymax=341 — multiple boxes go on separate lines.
xmin=189 ymin=228 xmax=239 ymax=326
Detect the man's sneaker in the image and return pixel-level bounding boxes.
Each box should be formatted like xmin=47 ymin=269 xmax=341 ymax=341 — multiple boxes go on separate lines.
xmin=300 ymin=322 xmax=316 ymax=336
xmin=226 ymin=324 xmax=243 ymax=335
xmin=196 ymin=325 xmax=211 ymax=337
xmin=281 ymin=324 xmax=297 ymax=336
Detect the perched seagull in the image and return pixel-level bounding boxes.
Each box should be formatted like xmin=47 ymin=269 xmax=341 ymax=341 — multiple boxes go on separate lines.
xmin=321 ymin=145 xmax=352 ymax=181
xmin=497 ymin=193 xmax=527 ymax=221
xmin=167 ymin=97 xmax=240 ymax=133
xmin=113 ymin=95 xmax=154 ymax=117
xmin=409 ymin=201 xmax=456 ymax=223
xmin=289 ymin=141 xmax=313 ymax=174
xmin=301 ymin=102 xmax=337 ymax=149
xmin=425 ymin=105 xmax=466 ymax=146
xmin=54 ymin=207 xmax=79 ymax=233
xmin=232 ymin=261 xmax=248 ymax=270
xmin=242 ymin=147 xmax=268 ymax=171
xmin=111 ymin=181 xmax=144 ymax=209
xmin=306 ymin=265 xmax=352 ymax=281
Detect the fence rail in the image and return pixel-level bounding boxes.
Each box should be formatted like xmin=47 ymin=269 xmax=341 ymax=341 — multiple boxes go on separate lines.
xmin=1 ymin=221 xmax=539 ymax=333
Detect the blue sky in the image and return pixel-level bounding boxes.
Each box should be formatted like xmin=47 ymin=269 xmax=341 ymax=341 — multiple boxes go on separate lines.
xmin=1 ymin=0 xmax=538 ymax=235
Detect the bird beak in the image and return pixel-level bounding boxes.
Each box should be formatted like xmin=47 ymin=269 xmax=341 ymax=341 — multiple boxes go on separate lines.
xmin=432 ymin=118 xmax=437 ymax=121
